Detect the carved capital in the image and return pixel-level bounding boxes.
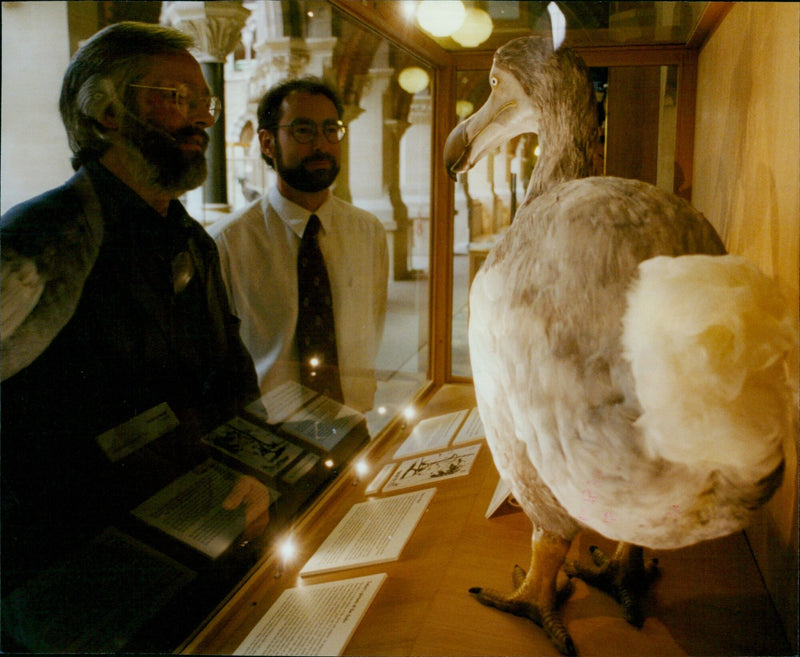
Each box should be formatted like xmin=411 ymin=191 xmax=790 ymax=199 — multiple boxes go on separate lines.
xmin=161 ymin=1 xmax=250 ymax=63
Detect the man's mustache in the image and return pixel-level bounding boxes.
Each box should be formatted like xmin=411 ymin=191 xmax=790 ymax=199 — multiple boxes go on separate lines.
xmin=302 ymin=152 xmax=337 ymax=166
xmin=172 ymin=126 xmax=210 ymax=149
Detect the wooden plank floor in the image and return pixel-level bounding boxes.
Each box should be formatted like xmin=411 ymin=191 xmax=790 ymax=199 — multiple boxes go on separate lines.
xmin=184 ymin=384 xmax=791 ymax=656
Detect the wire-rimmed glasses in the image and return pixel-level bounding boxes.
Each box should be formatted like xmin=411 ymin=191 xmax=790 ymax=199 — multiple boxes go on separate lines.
xmin=129 ymin=83 xmax=222 ymax=123
xmin=278 ymin=118 xmax=347 ymax=144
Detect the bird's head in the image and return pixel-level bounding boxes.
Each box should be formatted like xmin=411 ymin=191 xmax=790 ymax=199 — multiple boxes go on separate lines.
xmin=444 ymin=36 xmax=596 ymax=182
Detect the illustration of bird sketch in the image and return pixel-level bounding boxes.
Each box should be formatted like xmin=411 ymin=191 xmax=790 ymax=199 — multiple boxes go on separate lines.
xmin=383 ymin=443 xmax=481 ymax=493
xmin=203 ymin=416 xmax=302 ymax=478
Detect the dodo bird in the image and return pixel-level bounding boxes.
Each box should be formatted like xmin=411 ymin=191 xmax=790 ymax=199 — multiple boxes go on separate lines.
xmin=444 ymin=33 xmax=796 ymax=656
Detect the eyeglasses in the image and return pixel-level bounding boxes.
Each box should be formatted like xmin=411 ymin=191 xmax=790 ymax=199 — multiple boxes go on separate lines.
xmin=129 ymin=83 xmax=222 ymax=123
xmin=278 ymin=118 xmax=347 ymax=144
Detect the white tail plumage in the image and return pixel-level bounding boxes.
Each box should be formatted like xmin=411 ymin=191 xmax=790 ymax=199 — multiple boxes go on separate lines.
xmin=623 ymin=254 xmax=796 ymax=475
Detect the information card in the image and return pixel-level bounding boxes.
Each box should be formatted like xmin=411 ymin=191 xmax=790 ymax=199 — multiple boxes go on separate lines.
xmin=299 ymin=488 xmax=435 ymax=576
xmin=131 ymin=460 xmax=246 ymax=559
xmin=234 ymin=573 xmax=386 ymax=656
xmin=392 ymin=408 xmax=469 ymax=459
xmin=383 ymin=443 xmax=481 ymax=493
xmin=245 ymin=381 xmax=317 ymax=425
xmin=452 ymin=407 xmax=485 ymax=444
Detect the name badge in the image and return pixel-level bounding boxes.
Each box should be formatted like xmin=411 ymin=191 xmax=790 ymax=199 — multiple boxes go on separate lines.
xmin=96 ymin=402 xmax=180 ymax=462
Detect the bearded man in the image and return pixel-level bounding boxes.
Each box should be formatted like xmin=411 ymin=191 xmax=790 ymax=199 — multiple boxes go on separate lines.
xmin=0 ymin=22 xmax=266 ymax=600
xmin=210 ymin=78 xmax=388 ymax=414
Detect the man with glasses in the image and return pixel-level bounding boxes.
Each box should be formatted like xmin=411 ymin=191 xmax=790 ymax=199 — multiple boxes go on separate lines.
xmin=1 ymin=22 xmax=267 ymax=612
xmin=210 ymin=77 xmax=388 ymax=414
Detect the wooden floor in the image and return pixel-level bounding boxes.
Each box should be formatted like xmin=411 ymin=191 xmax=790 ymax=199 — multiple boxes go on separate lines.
xmin=184 ymin=384 xmax=792 ymax=657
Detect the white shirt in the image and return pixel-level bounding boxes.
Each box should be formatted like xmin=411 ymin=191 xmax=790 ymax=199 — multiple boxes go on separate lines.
xmin=209 ymin=187 xmax=388 ymax=412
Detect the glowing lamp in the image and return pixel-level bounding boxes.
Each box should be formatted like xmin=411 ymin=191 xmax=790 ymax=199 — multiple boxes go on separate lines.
xmin=456 ymin=99 xmax=474 ymax=119
xmin=398 ymin=66 xmax=430 ymax=94
xmin=451 ymin=8 xmax=493 ymax=47
xmin=416 ymin=0 xmax=465 ymax=37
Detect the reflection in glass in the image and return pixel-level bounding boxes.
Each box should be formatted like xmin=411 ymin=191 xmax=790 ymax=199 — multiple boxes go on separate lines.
xmin=199 ymin=3 xmax=432 ymax=435
xmin=422 ymin=2 xmax=708 ymax=52
xmin=1 ymin=2 xmax=432 ymax=652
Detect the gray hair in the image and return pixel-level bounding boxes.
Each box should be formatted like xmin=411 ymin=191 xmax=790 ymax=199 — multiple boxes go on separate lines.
xmin=59 ymin=21 xmax=195 ymax=170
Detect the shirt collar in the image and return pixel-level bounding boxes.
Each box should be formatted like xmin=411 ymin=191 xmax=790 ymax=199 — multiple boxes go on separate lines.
xmin=268 ymin=186 xmax=333 ymax=238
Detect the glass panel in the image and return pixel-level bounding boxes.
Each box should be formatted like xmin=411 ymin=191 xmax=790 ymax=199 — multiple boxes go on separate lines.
xmin=415 ymin=1 xmax=708 ymax=51
xmin=1 ymin=2 xmax=432 ymax=652
xmin=202 ymin=0 xmax=434 ymax=638
xmin=451 ymin=64 xmax=677 ymax=378
xmin=200 ymin=11 xmax=432 ymax=434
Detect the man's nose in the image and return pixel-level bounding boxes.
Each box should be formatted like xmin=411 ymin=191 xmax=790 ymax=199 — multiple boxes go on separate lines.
xmin=189 ymin=103 xmax=215 ymax=128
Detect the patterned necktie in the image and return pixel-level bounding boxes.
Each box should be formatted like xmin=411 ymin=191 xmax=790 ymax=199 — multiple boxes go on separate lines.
xmin=296 ymin=214 xmax=344 ymax=402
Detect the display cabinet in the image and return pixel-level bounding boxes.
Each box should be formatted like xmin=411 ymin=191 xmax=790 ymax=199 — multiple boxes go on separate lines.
xmin=1 ymin=2 xmax=796 ymax=654
xmin=183 ymin=2 xmax=797 ymax=654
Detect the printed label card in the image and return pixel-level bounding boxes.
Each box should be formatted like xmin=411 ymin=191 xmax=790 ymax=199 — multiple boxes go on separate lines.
xmin=383 ymin=443 xmax=481 ymax=493
xmin=203 ymin=416 xmax=303 ymax=478
xmin=392 ymin=409 xmax=469 ymax=459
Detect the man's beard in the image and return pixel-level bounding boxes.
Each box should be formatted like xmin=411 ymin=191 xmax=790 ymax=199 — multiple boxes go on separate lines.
xmin=121 ymin=113 xmax=209 ymax=195
xmin=274 ymin=141 xmax=340 ymax=193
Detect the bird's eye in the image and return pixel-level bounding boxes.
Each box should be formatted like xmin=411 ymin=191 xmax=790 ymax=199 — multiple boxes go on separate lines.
xmin=490 ymin=76 xmax=498 ymax=87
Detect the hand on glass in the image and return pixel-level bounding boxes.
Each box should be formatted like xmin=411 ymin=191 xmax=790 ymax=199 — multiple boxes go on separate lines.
xmin=223 ymin=475 xmax=270 ymax=541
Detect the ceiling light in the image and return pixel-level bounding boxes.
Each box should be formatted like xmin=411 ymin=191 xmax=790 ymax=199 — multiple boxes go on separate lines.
xmin=398 ymin=66 xmax=430 ymax=94
xmin=416 ymin=0 xmax=466 ymax=38
xmin=451 ymin=7 xmax=493 ymax=47
xmin=456 ymin=99 xmax=474 ymax=119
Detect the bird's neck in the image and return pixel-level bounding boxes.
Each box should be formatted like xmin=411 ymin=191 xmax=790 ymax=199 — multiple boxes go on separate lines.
xmin=527 ymin=108 xmax=598 ymax=198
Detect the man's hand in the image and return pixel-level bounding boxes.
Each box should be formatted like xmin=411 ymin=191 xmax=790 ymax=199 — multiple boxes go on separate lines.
xmin=223 ymin=475 xmax=270 ymax=541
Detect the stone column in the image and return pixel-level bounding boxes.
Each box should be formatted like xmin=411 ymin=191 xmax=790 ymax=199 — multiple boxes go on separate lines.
xmin=333 ymin=103 xmax=365 ymax=205
xmin=385 ymin=117 xmax=411 ymax=279
xmin=161 ymin=1 xmax=250 ymax=212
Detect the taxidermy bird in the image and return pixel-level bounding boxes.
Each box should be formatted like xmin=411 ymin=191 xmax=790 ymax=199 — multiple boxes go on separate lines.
xmin=444 ymin=32 xmax=796 ymax=657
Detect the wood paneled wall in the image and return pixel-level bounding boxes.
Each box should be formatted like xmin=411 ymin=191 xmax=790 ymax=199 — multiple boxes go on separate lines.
xmin=692 ymin=3 xmax=799 ymax=649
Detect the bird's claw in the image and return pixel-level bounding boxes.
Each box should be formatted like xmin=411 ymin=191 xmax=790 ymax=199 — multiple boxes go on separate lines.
xmin=565 ymin=544 xmax=659 ymax=627
xmin=469 ymin=565 xmax=577 ymax=656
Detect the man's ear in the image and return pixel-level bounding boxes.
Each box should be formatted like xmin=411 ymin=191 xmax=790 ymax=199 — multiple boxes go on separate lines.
xmin=258 ymin=129 xmax=275 ymax=159
xmin=98 ymin=105 xmax=120 ymax=131
xmin=78 ymin=77 xmax=121 ymax=130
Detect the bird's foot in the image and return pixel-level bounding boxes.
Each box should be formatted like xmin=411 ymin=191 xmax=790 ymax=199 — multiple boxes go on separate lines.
xmin=565 ymin=542 xmax=659 ymax=627
xmin=470 ymin=558 xmax=576 ymax=655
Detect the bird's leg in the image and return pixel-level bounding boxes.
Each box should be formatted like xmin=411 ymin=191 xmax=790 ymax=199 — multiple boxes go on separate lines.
xmin=565 ymin=541 xmax=659 ymax=627
xmin=470 ymin=529 xmax=577 ymax=656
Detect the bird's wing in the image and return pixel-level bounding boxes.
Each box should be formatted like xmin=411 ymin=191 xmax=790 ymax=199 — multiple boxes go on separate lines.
xmin=469 ymin=177 xmax=782 ymax=549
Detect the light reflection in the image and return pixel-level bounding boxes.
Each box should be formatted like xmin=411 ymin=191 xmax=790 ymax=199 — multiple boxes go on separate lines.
xmin=279 ymin=536 xmax=296 ymax=562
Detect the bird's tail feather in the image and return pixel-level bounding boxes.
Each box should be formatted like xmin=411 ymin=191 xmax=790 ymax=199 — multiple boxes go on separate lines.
xmin=622 ymin=254 xmax=796 ymax=480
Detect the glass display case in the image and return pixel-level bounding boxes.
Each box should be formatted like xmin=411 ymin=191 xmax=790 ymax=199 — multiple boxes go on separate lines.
xmin=8 ymin=3 xmax=794 ymax=655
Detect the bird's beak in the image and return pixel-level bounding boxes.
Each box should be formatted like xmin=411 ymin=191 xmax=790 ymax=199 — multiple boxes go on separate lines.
xmin=444 ymin=100 xmax=519 ymax=181
xmin=444 ymin=121 xmax=469 ymax=181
